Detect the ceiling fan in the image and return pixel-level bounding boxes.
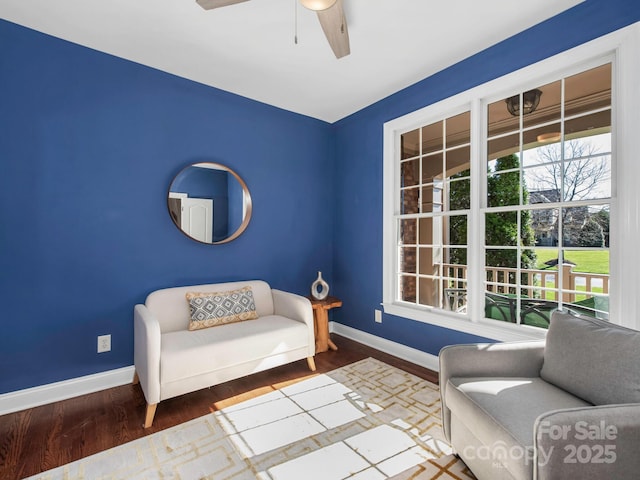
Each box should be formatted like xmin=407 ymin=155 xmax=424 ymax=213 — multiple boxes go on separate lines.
xmin=195 ymin=0 xmax=350 ymax=58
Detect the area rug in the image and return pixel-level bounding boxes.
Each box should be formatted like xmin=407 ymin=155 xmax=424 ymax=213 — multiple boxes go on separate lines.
xmin=27 ymin=358 xmax=474 ymax=480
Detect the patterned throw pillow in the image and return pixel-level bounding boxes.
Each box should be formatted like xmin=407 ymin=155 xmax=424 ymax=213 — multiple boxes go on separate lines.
xmin=186 ymin=286 xmax=259 ymax=331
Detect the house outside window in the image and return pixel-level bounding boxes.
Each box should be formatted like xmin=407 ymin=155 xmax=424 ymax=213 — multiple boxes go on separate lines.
xmin=382 ymin=25 xmax=640 ymax=341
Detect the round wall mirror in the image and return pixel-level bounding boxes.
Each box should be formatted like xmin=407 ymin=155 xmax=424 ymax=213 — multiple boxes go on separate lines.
xmin=167 ymin=162 xmax=252 ymax=244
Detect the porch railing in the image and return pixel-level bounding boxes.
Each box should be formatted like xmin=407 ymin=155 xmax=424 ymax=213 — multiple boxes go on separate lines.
xmin=444 ymin=263 xmax=609 ymax=303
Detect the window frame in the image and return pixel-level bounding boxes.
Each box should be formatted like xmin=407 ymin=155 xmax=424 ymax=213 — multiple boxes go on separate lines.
xmin=397 ymin=109 xmax=472 ymax=311
xmin=382 ymin=23 xmax=640 ymax=341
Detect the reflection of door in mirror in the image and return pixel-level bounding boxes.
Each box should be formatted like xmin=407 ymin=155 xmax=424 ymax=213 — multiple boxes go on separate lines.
xmin=168 ymin=193 xmax=213 ymax=243
xmin=168 ymin=162 xmax=252 ymax=244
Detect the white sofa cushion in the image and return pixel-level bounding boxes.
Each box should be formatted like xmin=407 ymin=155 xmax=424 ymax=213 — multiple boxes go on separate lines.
xmin=146 ymin=280 xmax=274 ymax=333
xmin=160 ymin=315 xmax=308 ymax=384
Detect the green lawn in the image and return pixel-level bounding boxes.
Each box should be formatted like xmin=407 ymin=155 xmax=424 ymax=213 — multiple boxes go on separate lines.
xmin=534 ymin=249 xmax=609 ymax=274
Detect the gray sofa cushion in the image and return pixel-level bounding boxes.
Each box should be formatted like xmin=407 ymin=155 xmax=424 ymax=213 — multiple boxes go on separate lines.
xmin=540 ymin=311 xmax=640 ymax=405
xmin=447 ymin=377 xmax=591 ymax=448
xmin=446 ymin=376 xmax=590 ymax=480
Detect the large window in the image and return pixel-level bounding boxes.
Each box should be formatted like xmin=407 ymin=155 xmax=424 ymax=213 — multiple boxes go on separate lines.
xmin=383 ymin=24 xmax=640 ymax=341
xmin=483 ymin=64 xmax=611 ymax=329
xmin=398 ymin=111 xmax=470 ymax=310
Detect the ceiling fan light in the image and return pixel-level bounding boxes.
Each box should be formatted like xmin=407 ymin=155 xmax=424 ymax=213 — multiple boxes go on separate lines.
xmin=537 ymin=132 xmax=562 ymax=143
xmin=300 ymin=0 xmax=337 ymax=11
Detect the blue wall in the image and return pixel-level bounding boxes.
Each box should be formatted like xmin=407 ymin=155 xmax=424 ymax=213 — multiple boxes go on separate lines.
xmin=330 ymin=0 xmax=640 ymax=353
xmin=0 ymin=0 xmax=638 ymax=396
xmin=0 ymin=20 xmax=334 ymax=394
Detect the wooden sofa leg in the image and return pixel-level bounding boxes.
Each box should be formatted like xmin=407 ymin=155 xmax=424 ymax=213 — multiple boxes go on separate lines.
xmin=143 ymin=403 xmax=158 ymax=429
xmin=132 ymin=371 xmax=140 ymax=385
xmin=307 ymin=356 xmax=316 ymax=371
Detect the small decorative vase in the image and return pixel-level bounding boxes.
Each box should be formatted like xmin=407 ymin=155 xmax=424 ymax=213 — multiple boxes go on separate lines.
xmin=311 ymin=271 xmax=329 ymax=300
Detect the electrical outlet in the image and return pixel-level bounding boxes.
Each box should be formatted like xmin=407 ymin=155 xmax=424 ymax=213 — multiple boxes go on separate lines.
xmin=374 ymin=309 xmax=382 ymax=323
xmin=97 ymin=334 xmax=111 ymax=353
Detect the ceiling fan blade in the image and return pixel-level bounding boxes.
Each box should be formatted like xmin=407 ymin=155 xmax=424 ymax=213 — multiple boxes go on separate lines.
xmin=316 ymin=0 xmax=350 ymax=59
xmin=196 ymin=0 xmax=250 ymax=10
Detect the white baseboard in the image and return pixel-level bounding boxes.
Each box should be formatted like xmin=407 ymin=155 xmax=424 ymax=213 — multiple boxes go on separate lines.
xmin=0 ymin=366 xmax=136 ymax=416
xmin=330 ymin=322 xmax=440 ymax=373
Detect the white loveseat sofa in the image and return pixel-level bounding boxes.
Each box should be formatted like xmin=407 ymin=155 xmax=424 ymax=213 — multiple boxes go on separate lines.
xmin=133 ymin=280 xmax=316 ymax=428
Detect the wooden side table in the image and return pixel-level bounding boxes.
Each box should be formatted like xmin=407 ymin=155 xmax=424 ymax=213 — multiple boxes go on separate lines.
xmin=307 ymin=295 xmax=342 ymax=353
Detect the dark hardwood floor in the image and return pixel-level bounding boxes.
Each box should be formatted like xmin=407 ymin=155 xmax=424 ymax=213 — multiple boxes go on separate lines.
xmin=0 ymin=334 xmax=438 ymax=480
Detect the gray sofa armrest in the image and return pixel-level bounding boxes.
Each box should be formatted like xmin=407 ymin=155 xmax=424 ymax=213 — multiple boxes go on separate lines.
xmin=133 ymin=304 xmax=162 ymax=405
xmin=534 ymin=404 xmax=640 ymax=480
xmin=272 ymin=289 xmax=315 ymax=357
xmin=439 ymin=340 xmax=546 ymax=441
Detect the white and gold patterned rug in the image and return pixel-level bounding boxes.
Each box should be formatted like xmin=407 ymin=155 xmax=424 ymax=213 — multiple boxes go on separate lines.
xmin=27 ymin=358 xmax=474 ymax=480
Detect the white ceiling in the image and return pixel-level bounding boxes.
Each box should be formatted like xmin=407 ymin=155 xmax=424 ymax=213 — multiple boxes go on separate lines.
xmin=1 ymin=0 xmax=583 ymax=123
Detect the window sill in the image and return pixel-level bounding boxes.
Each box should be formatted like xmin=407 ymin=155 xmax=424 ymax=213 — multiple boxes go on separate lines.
xmin=382 ymin=302 xmax=548 ymax=343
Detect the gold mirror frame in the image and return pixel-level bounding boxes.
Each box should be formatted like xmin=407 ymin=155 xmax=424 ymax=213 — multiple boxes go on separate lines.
xmin=167 ymin=162 xmax=252 ymax=245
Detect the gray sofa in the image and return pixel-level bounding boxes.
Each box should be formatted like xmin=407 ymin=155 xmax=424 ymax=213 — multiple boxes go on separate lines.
xmin=439 ymin=311 xmax=640 ymax=480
